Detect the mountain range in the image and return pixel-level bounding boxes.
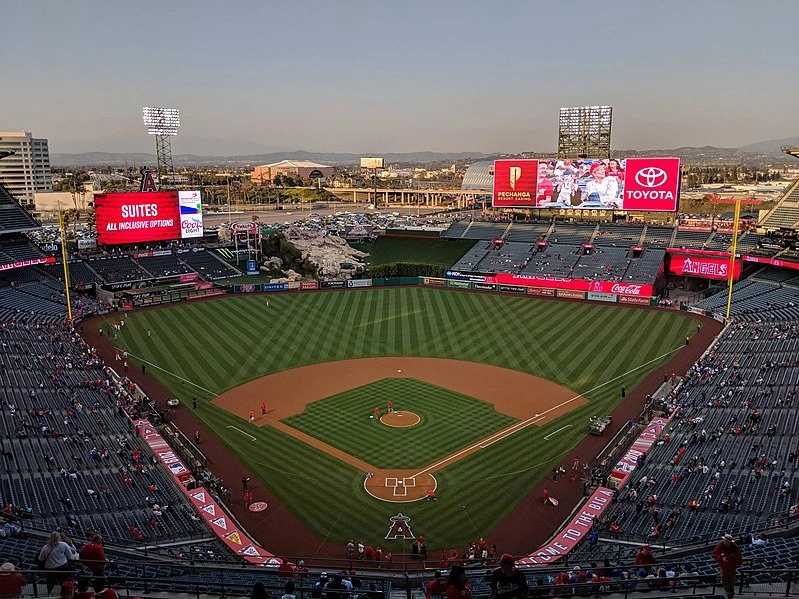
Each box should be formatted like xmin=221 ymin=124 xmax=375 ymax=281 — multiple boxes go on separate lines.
xmin=50 ymin=137 xmax=799 ymax=168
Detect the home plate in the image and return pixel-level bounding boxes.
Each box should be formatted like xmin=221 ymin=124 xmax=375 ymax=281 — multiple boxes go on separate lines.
xmin=398 ymin=369 xmax=402 ymax=373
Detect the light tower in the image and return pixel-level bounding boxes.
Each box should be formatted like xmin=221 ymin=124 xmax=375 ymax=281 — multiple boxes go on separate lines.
xmin=142 ymin=106 xmax=180 ymax=188
xmin=558 ymin=106 xmax=612 ymax=159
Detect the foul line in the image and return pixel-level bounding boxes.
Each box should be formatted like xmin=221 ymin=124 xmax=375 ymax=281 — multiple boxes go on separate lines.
xmin=410 ymin=345 xmax=683 ymax=480
xmin=544 ymin=425 xmax=573 ymax=440
xmin=118 ymin=349 xmax=219 ymax=398
xmin=227 ymin=426 xmax=256 ymax=441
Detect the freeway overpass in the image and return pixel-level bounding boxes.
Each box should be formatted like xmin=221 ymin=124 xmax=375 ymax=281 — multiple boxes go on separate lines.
xmin=324 ymin=187 xmax=487 ymax=209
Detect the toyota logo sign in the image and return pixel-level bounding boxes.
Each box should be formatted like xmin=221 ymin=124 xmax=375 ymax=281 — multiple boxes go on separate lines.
xmin=634 ymin=167 xmax=668 ymax=188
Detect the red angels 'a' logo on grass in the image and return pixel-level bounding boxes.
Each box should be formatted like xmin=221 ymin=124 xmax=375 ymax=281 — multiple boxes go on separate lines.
xmin=385 ymin=513 xmax=415 ymax=540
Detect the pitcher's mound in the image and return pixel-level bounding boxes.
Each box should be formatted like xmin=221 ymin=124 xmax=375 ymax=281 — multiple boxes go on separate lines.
xmin=380 ymin=411 xmax=420 ymax=428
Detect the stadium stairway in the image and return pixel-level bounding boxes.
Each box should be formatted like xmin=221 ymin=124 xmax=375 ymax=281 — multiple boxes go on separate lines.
xmin=459 ymin=221 xmax=475 ymax=238
xmin=586 ymin=223 xmax=600 ymax=245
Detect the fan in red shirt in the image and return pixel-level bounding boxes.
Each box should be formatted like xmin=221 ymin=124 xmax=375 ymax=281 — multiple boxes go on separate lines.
xmin=79 ymin=534 xmax=107 ymax=578
xmin=0 ymin=562 xmax=26 ymax=599
xmin=446 ymin=566 xmax=472 ymax=599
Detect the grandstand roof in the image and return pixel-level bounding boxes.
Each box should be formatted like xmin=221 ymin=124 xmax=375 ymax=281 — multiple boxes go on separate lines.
xmin=461 ymin=160 xmax=493 ymax=192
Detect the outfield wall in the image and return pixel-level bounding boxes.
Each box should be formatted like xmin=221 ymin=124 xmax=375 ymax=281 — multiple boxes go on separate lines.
xmin=224 ymin=277 xmax=660 ymax=307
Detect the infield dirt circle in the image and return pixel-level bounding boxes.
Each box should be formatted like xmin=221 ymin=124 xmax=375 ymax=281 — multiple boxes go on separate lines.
xmin=213 ymin=357 xmax=587 ymax=502
xmin=380 ymin=411 xmax=420 ymax=427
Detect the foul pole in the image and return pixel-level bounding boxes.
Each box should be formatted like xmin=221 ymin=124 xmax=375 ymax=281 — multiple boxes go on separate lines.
xmin=725 ymin=199 xmax=742 ymax=320
xmin=58 ymin=210 xmax=74 ymax=322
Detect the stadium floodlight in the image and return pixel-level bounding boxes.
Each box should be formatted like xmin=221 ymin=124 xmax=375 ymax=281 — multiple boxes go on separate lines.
xmin=142 ymin=106 xmax=180 ymax=187
xmin=142 ymin=107 xmax=180 ymax=136
xmin=558 ymin=106 xmax=612 ymax=159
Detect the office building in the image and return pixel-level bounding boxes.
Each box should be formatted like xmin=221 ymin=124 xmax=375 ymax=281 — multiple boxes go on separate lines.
xmin=0 ymin=131 xmax=52 ymax=208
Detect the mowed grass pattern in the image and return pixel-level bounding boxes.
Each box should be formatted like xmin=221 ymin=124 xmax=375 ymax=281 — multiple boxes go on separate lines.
xmin=112 ymin=287 xmax=697 ymax=548
xmin=283 ymin=378 xmax=517 ymax=469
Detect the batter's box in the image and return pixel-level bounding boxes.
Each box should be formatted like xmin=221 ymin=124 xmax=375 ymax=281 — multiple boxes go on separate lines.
xmin=385 ymin=477 xmax=398 ymax=487
xmin=403 ymin=477 xmax=415 ymax=488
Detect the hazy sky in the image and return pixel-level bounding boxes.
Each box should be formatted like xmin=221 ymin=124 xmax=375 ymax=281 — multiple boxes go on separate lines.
xmin=4 ymin=0 xmax=798 ymax=155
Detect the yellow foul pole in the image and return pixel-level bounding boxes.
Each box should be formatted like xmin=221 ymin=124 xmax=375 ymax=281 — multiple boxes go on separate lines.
xmin=58 ymin=210 xmax=74 ymax=322
xmin=725 ymin=199 xmax=742 ymax=320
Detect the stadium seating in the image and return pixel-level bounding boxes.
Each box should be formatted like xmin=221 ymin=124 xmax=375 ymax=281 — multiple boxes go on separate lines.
xmin=642 ymin=226 xmax=676 ymax=247
xmin=177 ymin=249 xmax=242 ymax=280
xmin=503 ymin=222 xmax=551 ymax=243
xmin=0 ymin=311 xmax=211 ymax=546
xmin=673 ymin=229 xmax=713 ymax=249
xmin=460 ymin=221 xmax=512 ymax=240
xmin=38 ymin=261 xmax=99 ymax=286
xmin=623 ymin=249 xmax=666 ymax=284
xmin=592 ymin=224 xmax=644 ymax=248
xmin=134 ymin=253 xmax=194 ymax=278
xmin=520 ymin=244 xmax=581 ymax=277
xmin=547 ymin=224 xmax=597 ymax=246
xmin=0 ymin=236 xmax=46 ymax=265
xmin=441 ymin=220 xmax=472 ymax=239
xmin=87 ymin=256 xmax=150 ymax=283
xmin=0 ymin=183 xmax=39 ymax=232
xmin=762 ymin=179 xmax=799 ymax=230
xmin=573 ymin=246 xmax=630 ymax=282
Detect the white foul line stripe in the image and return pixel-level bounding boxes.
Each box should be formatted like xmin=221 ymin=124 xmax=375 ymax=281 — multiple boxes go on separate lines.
xmin=227 ymin=426 xmax=256 ymax=441
xmin=544 ymin=425 xmax=573 ymax=440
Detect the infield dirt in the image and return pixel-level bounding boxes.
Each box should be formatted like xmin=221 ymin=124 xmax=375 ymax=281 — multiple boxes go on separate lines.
xmin=212 ymin=357 xmax=587 ymax=501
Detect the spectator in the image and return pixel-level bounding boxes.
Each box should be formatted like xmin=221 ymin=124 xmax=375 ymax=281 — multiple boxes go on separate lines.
xmin=0 ymin=562 xmax=26 ymax=599
xmin=79 ymin=535 xmax=107 ymax=590
xmin=281 ymin=581 xmax=296 ymax=599
xmin=426 ymin=571 xmax=447 ymax=599
xmin=75 ymin=578 xmax=94 ymax=599
xmin=713 ymin=534 xmax=743 ymax=599
xmin=38 ymin=531 xmax=77 ymax=594
xmin=634 ymin=544 xmax=656 ymax=573
xmin=490 ymin=554 xmax=529 ymax=599
xmin=446 ymin=566 xmax=472 ymax=599
xmin=251 ymin=582 xmax=270 ymax=599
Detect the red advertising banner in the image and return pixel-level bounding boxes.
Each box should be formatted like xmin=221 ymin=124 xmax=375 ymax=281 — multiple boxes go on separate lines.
xmin=669 ymin=255 xmax=741 ymax=280
xmin=0 ymin=256 xmax=55 ymax=272
xmin=299 ymin=281 xmax=319 ymax=290
xmin=519 ymin=487 xmax=616 ymax=566
xmin=492 ymin=160 xmax=539 ymax=208
xmin=742 ymin=255 xmax=799 ymax=270
xmin=134 ymin=420 xmax=279 ymax=564
xmin=611 ymin=417 xmax=670 ymax=485
xmin=492 ymin=273 xmax=654 ymax=296
xmin=95 ymin=192 xmax=181 ymax=245
xmin=179 ymin=272 xmax=199 ymax=283
xmin=666 ymin=248 xmax=731 ymax=258
xmin=622 ymin=158 xmax=681 ymax=212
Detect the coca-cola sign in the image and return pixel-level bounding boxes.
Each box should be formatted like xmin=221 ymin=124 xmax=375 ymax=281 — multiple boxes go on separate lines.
xmin=610 ymin=283 xmax=644 ymax=296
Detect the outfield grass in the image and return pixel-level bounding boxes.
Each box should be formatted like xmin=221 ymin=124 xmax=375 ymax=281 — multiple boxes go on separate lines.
xmin=283 ymin=378 xmax=517 ymax=469
xmin=351 ymin=237 xmax=476 ymax=267
xmin=110 ymin=287 xmax=696 ymax=549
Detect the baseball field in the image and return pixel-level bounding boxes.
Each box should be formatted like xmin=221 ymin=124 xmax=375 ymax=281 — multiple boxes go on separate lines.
xmin=110 ymin=286 xmax=696 ymax=551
